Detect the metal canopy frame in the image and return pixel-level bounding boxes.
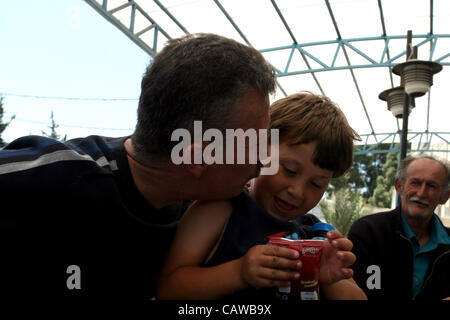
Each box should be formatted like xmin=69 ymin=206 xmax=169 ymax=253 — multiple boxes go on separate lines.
xmin=84 ymin=0 xmax=450 ymax=155
xmin=355 ymin=131 xmax=449 ymax=155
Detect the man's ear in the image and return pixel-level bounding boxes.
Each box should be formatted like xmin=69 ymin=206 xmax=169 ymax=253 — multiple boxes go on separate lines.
xmin=183 ymin=143 xmax=207 ymax=178
xmin=182 ymin=142 xmax=203 ymax=165
xmin=439 ymin=189 xmax=450 ymax=205
xmin=394 ymin=178 xmax=403 ymax=195
xmin=185 ymin=163 xmax=207 ymax=178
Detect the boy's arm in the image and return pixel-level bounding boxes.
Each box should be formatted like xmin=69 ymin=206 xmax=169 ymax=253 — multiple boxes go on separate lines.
xmin=320 ymin=278 xmax=367 ymax=300
xmin=157 ymin=199 xmax=301 ymax=300
xmin=157 ymin=199 xmax=243 ymax=299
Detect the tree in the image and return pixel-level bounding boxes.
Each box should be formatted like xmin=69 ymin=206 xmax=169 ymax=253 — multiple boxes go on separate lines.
xmin=368 ymin=152 xmax=398 ymax=208
xmin=41 ymin=111 xmax=67 ymax=141
xmin=319 ymin=182 xmax=365 ymax=237
xmin=352 ymin=152 xmax=387 ymax=199
xmin=325 ymin=143 xmax=400 ymax=200
xmin=0 ymin=95 xmax=16 ymax=148
xmin=325 ymin=170 xmax=357 ymax=198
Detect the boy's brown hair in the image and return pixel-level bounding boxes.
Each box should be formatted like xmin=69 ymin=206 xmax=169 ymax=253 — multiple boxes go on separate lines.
xmin=269 ymin=92 xmax=360 ymax=178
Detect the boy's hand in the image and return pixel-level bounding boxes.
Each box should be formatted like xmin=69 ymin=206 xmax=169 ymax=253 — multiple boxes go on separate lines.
xmin=319 ymin=230 xmax=355 ymax=285
xmin=239 ymin=244 xmax=301 ymax=289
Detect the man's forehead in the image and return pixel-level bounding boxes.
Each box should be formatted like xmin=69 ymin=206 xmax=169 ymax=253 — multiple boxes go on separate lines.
xmin=407 ymin=158 xmax=446 ymax=181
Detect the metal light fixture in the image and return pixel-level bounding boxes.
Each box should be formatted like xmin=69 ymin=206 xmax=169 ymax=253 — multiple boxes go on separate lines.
xmin=379 ymin=86 xmax=415 ymax=118
xmin=379 ymin=31 xmax=443 ymax=165
xmin=392 ymin=59 xmax=442 ymax=97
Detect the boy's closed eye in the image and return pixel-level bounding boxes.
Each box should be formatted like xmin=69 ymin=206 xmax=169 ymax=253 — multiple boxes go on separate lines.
xmin=311 ymin=181 xmax=326 ymax=189
xmin=282 ymin=165 xmax=296 ymax=175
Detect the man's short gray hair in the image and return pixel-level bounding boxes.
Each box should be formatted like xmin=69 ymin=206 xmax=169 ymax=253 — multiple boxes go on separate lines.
xmin=395 ymin=154 xmax=450 ymax=191
xmin=132 ymin=33 xmax=276 ymax=162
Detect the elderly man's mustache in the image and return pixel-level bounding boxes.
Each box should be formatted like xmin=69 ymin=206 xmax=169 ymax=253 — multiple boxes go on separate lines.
xmin=409 ymin=196 xmax=430 ymax=206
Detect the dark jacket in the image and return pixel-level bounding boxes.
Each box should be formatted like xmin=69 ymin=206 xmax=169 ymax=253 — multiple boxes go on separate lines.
xmin=348 ymin=207 xmax=450 ymax=300
xmin=0 ymin=135 xmax=191 ymax=301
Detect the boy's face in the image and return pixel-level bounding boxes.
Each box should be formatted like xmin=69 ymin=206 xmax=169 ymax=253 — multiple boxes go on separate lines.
xmin=252 ymin=141 xmax=333 ymax=222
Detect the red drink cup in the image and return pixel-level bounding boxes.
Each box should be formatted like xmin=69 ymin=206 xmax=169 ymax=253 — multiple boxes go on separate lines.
xmin=268 ymin=238 xmax=324 ymax=300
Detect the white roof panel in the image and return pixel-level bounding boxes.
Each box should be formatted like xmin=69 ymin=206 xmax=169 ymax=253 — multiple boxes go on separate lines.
xmin=85 ymin=0 xmax=450 ymax=147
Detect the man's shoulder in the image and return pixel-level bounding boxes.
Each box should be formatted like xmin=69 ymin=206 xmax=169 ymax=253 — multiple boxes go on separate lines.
xmin=64 ymin=135 xmax=125 ymax=157
xmin=1 ymin=135 xmax=69 ymax=161
xmin=357 ymin=208 xmax=398 ymax=224
xmin=350 ymin=208 xmax=399 ymax=236
xmin=1 ymin=135 xmax=125 ymax=171
xmin=0 ymin=135 xmax=126 ymax=191
xmin=1 ymin=134 xmax=125 ymax=157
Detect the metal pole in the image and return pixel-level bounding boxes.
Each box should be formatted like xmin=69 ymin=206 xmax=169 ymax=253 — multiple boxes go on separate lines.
xmin=400 ymin=95 xmax=410 ymax=160
xmin=397 ymin=31 xmax=412 ymax=207
xmin=400 ymin=30 xmax=413 ymax=161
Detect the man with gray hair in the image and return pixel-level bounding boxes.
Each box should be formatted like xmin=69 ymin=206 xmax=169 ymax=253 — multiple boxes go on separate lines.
xmin=0 ymin=33 xmax=279 ymax=301
xmin=348 ymin=154 xmax=450 ymax=300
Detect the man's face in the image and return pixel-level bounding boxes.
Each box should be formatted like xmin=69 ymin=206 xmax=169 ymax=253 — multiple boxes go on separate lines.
xmin=395 ymin=158 xmax=450 ymax=221
xmin=202 ymin=88 xmax=270 ymax=199
xmin=253 ymin=141 xmax=333 ymax=222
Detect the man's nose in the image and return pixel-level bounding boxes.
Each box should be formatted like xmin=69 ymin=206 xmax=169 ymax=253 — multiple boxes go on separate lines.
xmin=416 ymin=182 xmax=427 ymax=197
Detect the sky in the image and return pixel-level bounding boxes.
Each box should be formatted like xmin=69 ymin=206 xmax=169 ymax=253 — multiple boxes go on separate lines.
xmin=0 ymin=0 xmax=150 ymax=143
xmin=1 ymin=0 xmax=449 ymax=146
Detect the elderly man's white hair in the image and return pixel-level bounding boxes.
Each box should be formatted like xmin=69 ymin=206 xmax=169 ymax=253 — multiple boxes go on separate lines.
xmin=395 ymin=154 xmax=450 ymax=191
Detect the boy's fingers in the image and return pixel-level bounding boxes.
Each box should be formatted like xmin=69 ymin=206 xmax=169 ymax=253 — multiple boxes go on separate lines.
xmin=331 ymin=238 xmax=353 ymax=251
xmin=326 ymin=230 xmax=343 ymax=240
xmin=336 ymin=251 xmax=356 ymax=267
xmin=261 ymin=254 xmax=302 ymax=270
xmin=258 ymin=246 xmax=302 ymax=270
xmin=259 ymin=267 xmax=300 ymax=284
xmin=265 ymin=245 xmax=299 ymax=259
xmin=341 ymin=268 xmax=354 ymax=279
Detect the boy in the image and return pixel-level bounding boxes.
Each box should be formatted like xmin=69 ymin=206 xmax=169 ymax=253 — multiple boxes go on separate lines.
xmin=157 ymin=92 xmax=366 ymax=300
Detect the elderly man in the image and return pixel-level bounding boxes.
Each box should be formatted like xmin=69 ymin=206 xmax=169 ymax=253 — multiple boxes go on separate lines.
xmin=348 ymin=154 xmax=450 ymax=300
xmin=0 ymin=33 xmax=276 ymax=300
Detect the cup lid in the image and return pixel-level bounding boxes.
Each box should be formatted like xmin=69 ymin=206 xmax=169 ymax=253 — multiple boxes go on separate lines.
xmin=312 ymin=222 xmax=335 ymax=232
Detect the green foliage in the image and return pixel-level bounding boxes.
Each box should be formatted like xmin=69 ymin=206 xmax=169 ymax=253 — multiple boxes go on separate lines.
xmin=326 ymin=144 xmax=392 ymax=200
xmin=0 ymin=95 xmax=16 ymax=148
xmin=320 ymin=146 xmax=401 ymax=235
xmin=319 ymin=184 xmax=364 ymax=237
xmin=368 ymin=152 xmax=398 ymax=208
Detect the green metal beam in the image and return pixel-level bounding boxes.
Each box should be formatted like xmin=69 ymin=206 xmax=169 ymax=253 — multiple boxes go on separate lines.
xmin=355 ymin=131 xmax=450 ymax=155
xmin=84 ymin=1 xmax=450 ymax=74
xmin=84 ymin=0 xmax=174 ymax=56
xmin=261 ymin=34 xmax=450 ymax=76
xmin=83 ymin=1 xmax=450 ymax=158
